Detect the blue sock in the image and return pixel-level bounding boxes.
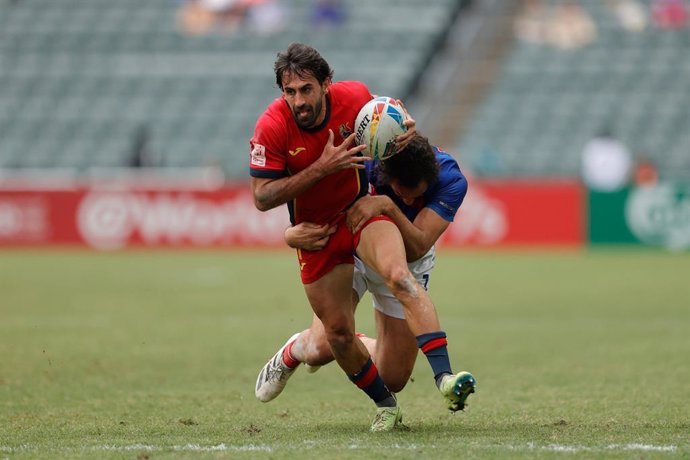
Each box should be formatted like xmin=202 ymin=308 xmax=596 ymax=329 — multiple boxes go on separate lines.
xmin=416 ymin=331 xmax=452 ymax=383
xmin=348 ymin=358 xmax=396 ymax=407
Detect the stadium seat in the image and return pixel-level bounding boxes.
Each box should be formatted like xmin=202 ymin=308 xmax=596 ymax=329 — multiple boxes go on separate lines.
xmin=456 ymin=0 xmax=690 ymax=179
xmin=0 ymin=0 xmax=459 ymax=177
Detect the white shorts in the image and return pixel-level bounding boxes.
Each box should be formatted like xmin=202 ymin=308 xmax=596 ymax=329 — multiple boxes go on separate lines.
xmin=353 ymin=246 xmax=436 ymax=319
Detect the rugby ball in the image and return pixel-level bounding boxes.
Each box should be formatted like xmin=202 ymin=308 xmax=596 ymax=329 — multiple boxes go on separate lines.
xmin=354 ymin=96 xmax=407 ymax=161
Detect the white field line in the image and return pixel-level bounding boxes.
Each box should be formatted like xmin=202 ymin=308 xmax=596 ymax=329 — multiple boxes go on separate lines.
xmin=522 ymin=442 xmax=678 ymax=453
xmin=0 ymin=442 xmax=680 ymax=454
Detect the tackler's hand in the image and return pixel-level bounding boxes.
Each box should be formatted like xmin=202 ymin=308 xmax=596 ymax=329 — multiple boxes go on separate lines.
xmin=284 ymin=222 xmax=337 ymax=251
xmin=393 ymin=99 xmax=416 ymax=153
xmin=346 ymin=195 xmax=393 ymax=234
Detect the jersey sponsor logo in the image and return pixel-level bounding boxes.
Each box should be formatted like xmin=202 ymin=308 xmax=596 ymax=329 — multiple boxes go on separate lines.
xmin=250 ymin=143 xmax=266 ymax=167
xmin=289 ymin=147 xmax=306 ymax=156
xmin=300 ymin=261 xmax=306 ymax=270
xmin=438 ymin=201 xmax=456 ymax=212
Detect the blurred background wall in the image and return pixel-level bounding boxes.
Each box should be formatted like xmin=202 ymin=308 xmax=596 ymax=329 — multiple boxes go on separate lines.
xmin=0 ymin=0 xmax=688 ymax=250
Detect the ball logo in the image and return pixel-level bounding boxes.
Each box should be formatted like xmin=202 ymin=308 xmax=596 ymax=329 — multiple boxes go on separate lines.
xmin=355 ymin=114 xmax=370 ymax=143
xmin=625 ymin=183 xmax=690 ymax=251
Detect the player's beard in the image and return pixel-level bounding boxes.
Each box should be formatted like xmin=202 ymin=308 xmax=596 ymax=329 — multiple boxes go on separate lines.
xmin=293 ymin=98 xmax=324 ymax=129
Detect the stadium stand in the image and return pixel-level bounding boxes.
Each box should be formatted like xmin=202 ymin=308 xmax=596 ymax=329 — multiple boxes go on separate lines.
xmin=453 ymin=0 xmax=690 ymax=179
xmin=0 ymin=0 xmax=465 ymax=177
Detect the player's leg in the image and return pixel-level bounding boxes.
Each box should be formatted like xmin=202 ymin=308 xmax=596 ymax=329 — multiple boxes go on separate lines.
xmin=255 ymin=315 xmax=346 ymax=403
xmin=298 ymin=258 xmax=375 ymax=372
xmin=256 ymin=286 xmax=376 ymax=403
xmin=356 ymin=220 xmax=476 ymax=411
xmin=356 ymin=220 xmax=440 ymax=334
xmin=255 ymin=267 xmax=375 ymax=401
xmin=301 ymin=318 xmax=379 ymax=374
xmin=255 ymin=225 xmax=366 ymax=403
xmin=291 ymin=286 xmax=369 ymax=368
xmin=372 ymin=308 xmax=417 ymax=393
xmin=302 ymin=264 xmax=373 ymax=374
xmin=254 ymin=331 xmax=302 ymax=402
xmin=289 ymin=314 xmax=332 ymax=367
xmin=303 ymin=263 xmax=402 ymax=431
xmin=358 ymin=262 xmax=417 ymax=392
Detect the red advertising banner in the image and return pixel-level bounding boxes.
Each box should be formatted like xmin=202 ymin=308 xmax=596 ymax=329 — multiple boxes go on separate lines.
xmin=0 ymin=180 xmax=584 ymax=249
xmin=0 ymin=188 xmax=291 ymax=249
xmin=441 ymin=179 xmax=585 ymax=247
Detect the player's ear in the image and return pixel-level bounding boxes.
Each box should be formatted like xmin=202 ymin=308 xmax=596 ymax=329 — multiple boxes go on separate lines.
xmin=323 ymin=78 xmax=332 ymax=93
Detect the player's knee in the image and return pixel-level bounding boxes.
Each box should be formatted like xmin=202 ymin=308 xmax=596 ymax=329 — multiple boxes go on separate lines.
xmin=297 ymin=333 xmax=332 ymax=365
xmin=386 ymin=266 xmax=418 ymax=297
xmin=325 ymin=326 xmax=354 ymax=355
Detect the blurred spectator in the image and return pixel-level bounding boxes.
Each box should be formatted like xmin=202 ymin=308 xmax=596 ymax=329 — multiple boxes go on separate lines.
xmin=652 ymin=0 xmax=689 ymax=29
xmin=128 ymin=125 xmax=160 ymax=168
xmin=515 ymin=0 xmax=597 ymax=49
xmin=178 ymin=0 xmax=250 ymax=35
xmin=245 ymin=0 xmax=287 ymax=35
xmin=514 ymin=0 xmax=550 ymax=44
xmin=178 ymin=0 xmax=286 ymax=36
xmin=311 ymin=0 xmax=347 ymax=29
xmin=633 ymin=157 xmax=659 ymax=186
xmin=581 ymin=128 xmax=632 ymax=192
xmin=547 ymin=0 xmax=597 ymax=49
xmin=607 ymin=0 xmax=648 ymax=32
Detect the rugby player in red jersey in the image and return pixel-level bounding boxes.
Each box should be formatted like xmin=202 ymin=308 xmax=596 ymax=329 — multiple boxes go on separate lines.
xmin=249 ymin=43 xmax=475 ymax=431
xmin=269 ymin=134 xmax=477 ymax=408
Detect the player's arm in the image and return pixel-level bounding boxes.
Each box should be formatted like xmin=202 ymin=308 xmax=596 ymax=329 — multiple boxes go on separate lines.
xmin=284 ymin=222 xmax=337 ymax=251
xmin=346 ymin=195 xmax=449 ymax=261
xmin=252 ymin=171 xmax=322 ymax=212
xmin=251 ymin=130 xmax=368 ymax=211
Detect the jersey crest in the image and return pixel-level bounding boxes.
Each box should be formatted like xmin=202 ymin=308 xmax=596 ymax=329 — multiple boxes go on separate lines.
xmin=339 ymin=122 xmax=352 ymax=139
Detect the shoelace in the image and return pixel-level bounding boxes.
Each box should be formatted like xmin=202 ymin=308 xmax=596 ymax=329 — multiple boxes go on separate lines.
xmin=265 ymin=355 xmax=291 ymax=383
xmin=373 ymin=409 xmax=394 ymax=424
xmin=372 ymin=412 xmax=386 ymax=427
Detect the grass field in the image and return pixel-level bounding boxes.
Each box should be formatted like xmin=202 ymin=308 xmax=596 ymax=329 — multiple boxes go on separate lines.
xmin=1 ymin=248 xmax=688 ymax=459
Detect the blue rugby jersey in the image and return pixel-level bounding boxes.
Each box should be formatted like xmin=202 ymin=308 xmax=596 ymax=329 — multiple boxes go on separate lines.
xmin=366 ymin=146 xmax=468 ymax=223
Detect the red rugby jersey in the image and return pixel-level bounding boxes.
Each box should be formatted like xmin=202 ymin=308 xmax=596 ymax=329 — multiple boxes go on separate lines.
xmin=249 ymin=81 xmax=373 ymax=225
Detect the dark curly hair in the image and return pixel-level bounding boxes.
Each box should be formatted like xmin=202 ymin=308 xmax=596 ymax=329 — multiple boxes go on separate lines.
xmin=274 ymin=43 xmax=334 ymax=89
xmin=378 ymin=134 xmax=439 ymax=188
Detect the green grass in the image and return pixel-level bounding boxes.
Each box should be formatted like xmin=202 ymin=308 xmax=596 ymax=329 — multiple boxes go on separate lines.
xmin=1 ymin=249 xmax=688 ymax=459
